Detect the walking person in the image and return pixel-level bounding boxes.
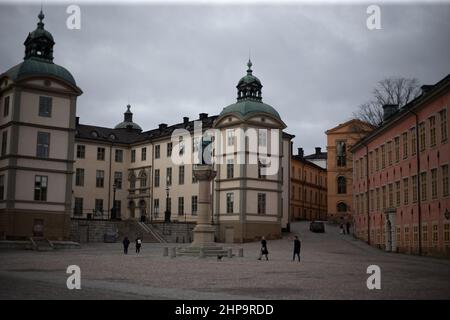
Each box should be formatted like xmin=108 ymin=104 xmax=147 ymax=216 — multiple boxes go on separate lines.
xmin=293 ymin=236 xmax=301 ymax=262
xmin=135 ymin=237 xmax=142 ymax=254
xmin=123 ymin=236 xmax=130 ymax=254
xmin=340 ymin=224 xmax=345 ymax=235
xmin=346 ymin=222 xmax=351 ymax=235
xmin=258 ymin=236 xmax=269 ymax=260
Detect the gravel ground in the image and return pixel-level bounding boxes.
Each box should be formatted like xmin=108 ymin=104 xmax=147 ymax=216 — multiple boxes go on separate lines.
xmin=0 ymin=221 xmax=449 ymax=300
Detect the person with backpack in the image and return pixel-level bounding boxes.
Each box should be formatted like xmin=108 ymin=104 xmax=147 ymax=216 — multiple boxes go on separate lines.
xmin=258 ymin=236 xmax=269 ymax=261
xmin=135 ymin=237 xmax=142 ymax=254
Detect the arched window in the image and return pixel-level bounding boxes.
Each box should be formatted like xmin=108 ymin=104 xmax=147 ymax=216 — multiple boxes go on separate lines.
xmin=129 ymin=201 xmax=136 ymax=218
xmin=337 ymin=176 xmax=346 ymax=194
xmin=337 ymin=202 xmax=348 ymax=213
xmin=139 ymin=170 xmax=147 ymax=188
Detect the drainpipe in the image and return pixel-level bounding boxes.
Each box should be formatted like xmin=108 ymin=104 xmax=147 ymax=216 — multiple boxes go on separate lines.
xmin=365 ymin=143 xmax=370 ymax=245
xmin=410 ymin=110 xmax=422 ymax=256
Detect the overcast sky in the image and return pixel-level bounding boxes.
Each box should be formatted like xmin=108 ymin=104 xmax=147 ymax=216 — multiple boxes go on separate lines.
xmin=1 ymin=2 xmax=449 ymax=155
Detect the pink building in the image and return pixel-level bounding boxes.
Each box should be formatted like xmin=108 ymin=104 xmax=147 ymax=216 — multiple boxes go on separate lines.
xmin=352 ymin=74 xmax=450 ymax=258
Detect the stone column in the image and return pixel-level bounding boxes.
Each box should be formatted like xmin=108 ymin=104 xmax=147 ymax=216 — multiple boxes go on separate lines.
xmin=191 ymin=165 xmax=217 ymax=247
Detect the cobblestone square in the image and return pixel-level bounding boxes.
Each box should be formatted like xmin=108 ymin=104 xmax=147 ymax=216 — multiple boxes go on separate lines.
xmin=1 ymin=222 xmax=449 ymax=300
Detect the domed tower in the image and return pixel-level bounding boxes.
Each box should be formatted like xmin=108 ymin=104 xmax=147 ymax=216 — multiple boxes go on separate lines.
xmin=213 ymin=60 xmax=292 ymax=243
xmin=0 ymin=11 xmax=82 ymax=241
xmin=114 ymin=104 xmax=142 ymax=131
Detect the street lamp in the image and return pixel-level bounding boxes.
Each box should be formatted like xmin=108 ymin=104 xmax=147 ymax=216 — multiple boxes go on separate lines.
xmin=112 ymin=182 xmax=117 ymax=220
xmin=165 ymin=176 xmax=170 ymax=223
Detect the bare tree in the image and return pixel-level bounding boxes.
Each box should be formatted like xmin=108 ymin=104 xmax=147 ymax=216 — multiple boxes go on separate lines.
xmin=353 ymin=77 xmax=422 ymax=126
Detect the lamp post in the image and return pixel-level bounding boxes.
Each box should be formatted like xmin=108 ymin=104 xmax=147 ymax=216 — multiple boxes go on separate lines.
xmin=165 ymin=176 xmax=170 ymax=223
xmin=112 ymin=182 xmax=117 ymax=220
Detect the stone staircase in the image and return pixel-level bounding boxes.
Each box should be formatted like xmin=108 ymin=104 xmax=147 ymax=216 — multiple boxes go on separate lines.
xmin=148 ymin=222 xmax=196 ymax=243
xmin=136 ymin=222 xmax=167 ymax=243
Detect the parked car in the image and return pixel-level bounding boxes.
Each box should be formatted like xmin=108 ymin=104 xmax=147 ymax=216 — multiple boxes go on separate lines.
xmin=310 ymin=221 xmax=325 ymax=233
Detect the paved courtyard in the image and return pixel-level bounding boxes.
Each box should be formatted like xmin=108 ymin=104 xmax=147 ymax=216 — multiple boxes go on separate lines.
xmin=1 ymin=221 xmax=449 ymax=300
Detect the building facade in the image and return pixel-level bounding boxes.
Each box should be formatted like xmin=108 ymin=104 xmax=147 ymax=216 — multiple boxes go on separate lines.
xmin=291 ymin=148 xmax=327 ymax=221
xmin=0 ymin=11 xmax=82 ymax=240
xmin=0 ymin=13 xmax=293 ymax=242
xmin=326 ymin=119 xmax=374 ymax=223
xmin=352 ymin=75 xmax=450 ymax=258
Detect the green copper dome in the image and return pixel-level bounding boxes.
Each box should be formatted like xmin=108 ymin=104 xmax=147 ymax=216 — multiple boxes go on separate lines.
xmin=220 ymin=59 xmax=281 ymax=121
xmin=220 ymin=100 xmax=281 ymax=120
xmin=5 ymin=58 xmax=76 ymax=86
xmin=114 ymin=104 xmax=142 ymax=130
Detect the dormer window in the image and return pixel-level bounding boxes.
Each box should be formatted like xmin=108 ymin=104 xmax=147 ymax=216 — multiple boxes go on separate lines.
xmin=109 ymin=134 xmax=116 ymax=140
xmin=91 ymin=131 xmax=98 ymax=138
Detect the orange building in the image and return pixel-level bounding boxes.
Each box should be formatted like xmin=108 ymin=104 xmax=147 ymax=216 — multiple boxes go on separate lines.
xmin=326 ymin=120 xmax=374 ymax=223
xmin=291 ymin=148 xmax=327 ymax=221
xmin=352 ymin=74 xmax=450 ymax=258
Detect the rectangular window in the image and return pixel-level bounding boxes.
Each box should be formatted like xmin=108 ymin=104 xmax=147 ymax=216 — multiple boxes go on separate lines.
xmin=422 ymin=224 xmax=428 ymax=245
xmin=395 ymin=181 xmax=400 ymax=207
xmin=38 ymin=96 xmax=52 ymax=117
xmin=115 ymin=149 xmax=123 ymax=162
xmin=166 ymin=167 xmax=172 ymax=186
xmin=387 ymin=141 xmax=393 ymax=166
xmin=167 ymin=142 xmax=173 ymax=157
xmin=114 ymin=171 xmax=122 ymax=189
xmin=440 ymin=109 xmax=448 ymax=142
xmin=388 ymin=183 xmax=393 ymax=208
xmin=131 ymin=149 xmax=136 ymax=163
xmin=96 ymin=170 xmax=104 ymax=188
xmin=444 ymin=223 xmax=450 ymax=245
xmin=36 ymin=132 xmax=50 ymax=158
xmin=154 ymin=199 xmax=159 ymax=216
xmin=413 ymin=225 xmax=419 ymax=245
xmin=431 ymin=168 xmax=438 ymax=199
xmin=411 ymin=127 xmax=417 ymax=155
xmin=155 ymin=145 xmax=160 ymax=159
xmin=258 ymin=129 xmax=267 ymax=147
xmin=76 ymin=145 xmax=85 ymax=159
xmin=1 ymin=131 xmax=7 ymax=156
xmin=394 ymin=137 xmax=400 ymax=163
xmin=382 ymin=186 xmax=387 ymax=209
xmin=403 ymin=178 xmax=409 ymax=205
xmin=370 ymin=190 xmax=374 ymax=212
xmin=166 ymin=197 xmax=171 ymax=213
xmin=97 ymin=147 xmax=105 ymax=161
xmin=227 ymin=129 xmax=234 ymax=146
xmin=154 ymin=169 xmax=160 ymax=187
xmin=179 ymin=165 xmax=185 ymax=185
xmin=191 ymin=196 xmax=198 ymax=215
xmin=381 ymin=145 xmax=386 ymax=169
xmin=114 ymin=200 xmax=121 ymax=218
xmin=442 ymin=165 xmax=449 ymax=197
xmin=227 ymin=159 xmax=234 ymax=179
xmin=34 ymin=175 xmax=48 ymax=201
xmin=192 ymin=167 xmax=198 ymax=183
xmin=141 ymin=147 xmax=147 ymax=161
xmin=369 ymin=152 xmax=374 ymax=175
xmin=402 ymin=132 xmax=408 ymax=159
xmin=419 ymin=122 xmax=426 ymax=151
xmin=226 ymin=193 xmax=234 ymax=213
xmin=421 ymin=172 xmax=427 ymax=201
xmin=75 ymin=168 xmax=84 ymax=186
xmin=429 ymin=116 xmax=436 ymax=147
xmin=375 ymin=148 xmax=379 ymax=171
xmin=74 ymin=197 xmax=83 ymax=215
xmin=3 ymin=96 xmax=10 ymax=117
xmin=257 ymin=193 xmax=266 ymax=214
xmin=412 ymin=175 xmax=418 ymax=203
xmin=0 ymin=175 xmax=4 ymax=201
xmin=178 ymin=197 xmax=184 ymax=216
xmin=376 ymin=188 xmax=380 ymax=211
xmin=432 ymin=224 xmax=439 ymax=246
xmin=95 ymin=199 xmax=103 ymax=215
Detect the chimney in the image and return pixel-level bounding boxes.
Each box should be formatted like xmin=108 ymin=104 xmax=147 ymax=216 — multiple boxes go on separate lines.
xmin=315 ymin=147 xmax=321 ymax=155
xmin=75 ymin=116 xmax=80 ymax=125
xmin=159 ymin=123 xmax=167 ymax=130
xmin=199 ymin=113 xmax=208 ymax=120
xmin=382 ymin=104 xmax=399 ymax=122
xmin=297 ymin=148 xmax=304 ymax=158
xmin=421 ymin=85 xmax=433 ymax=94
xmin=183 ymin=117 xmax=189 ymax=124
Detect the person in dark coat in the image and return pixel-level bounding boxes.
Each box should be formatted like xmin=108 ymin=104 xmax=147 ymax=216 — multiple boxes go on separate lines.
xmin=123 ymin=236 xmax=130 ymax=254
xmin=258 ymin=236 xmax=269 ymax=260
xmin=293 ymin=236 xmax=301 ymax=262
xmin=135 ymin=237 xmax=142 ymax=254
xmin=346 ymin=222 xmax=351 ymax=235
